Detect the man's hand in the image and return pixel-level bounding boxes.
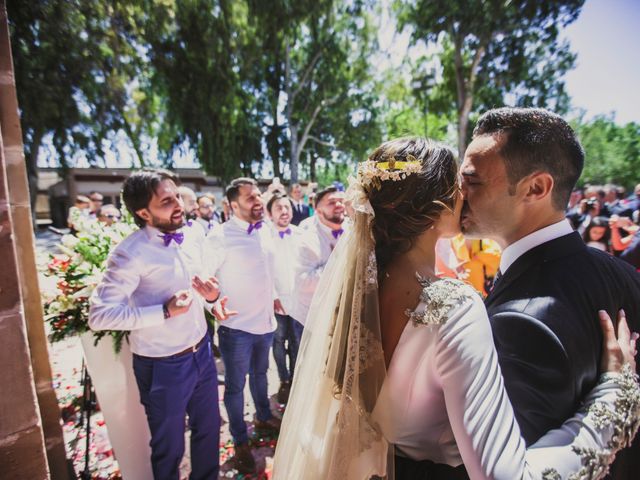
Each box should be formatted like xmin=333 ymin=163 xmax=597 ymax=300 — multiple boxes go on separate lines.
xmin=192 ymin=275 xmax=221 ymax=303
xmin=211 ymin=296 xmax=238 ymax=322
xmin=274 ymin=298 xmax=286 ymax=315
xmin=165 ymin=290 xmax=193 ymax=318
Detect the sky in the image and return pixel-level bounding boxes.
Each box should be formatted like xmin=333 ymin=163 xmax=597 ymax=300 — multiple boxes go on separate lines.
xmin=562 ymin=0 xmax=640 ymax=124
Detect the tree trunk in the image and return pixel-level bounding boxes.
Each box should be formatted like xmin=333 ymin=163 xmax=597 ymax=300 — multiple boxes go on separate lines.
xmin=310 ymin=151 xmax=317 ymax=182
xmin=26 ymin=127 xmax=43 ymax=227
xmin=289 ymin=124 xmax=299 ymax=183
xmin=122 ymin=118 xmax=145 ymax=168
xmin=452 ymin=30 xmax=486 ymax=161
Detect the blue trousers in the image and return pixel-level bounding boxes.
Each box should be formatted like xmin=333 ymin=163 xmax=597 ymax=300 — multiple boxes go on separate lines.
xmin=133 ymin=337 xmax=220 ymax=480
xmin=273 ymin=313 xmax=304 ymax=382
xmin=218 ymin=325 xmax=274 ymax=444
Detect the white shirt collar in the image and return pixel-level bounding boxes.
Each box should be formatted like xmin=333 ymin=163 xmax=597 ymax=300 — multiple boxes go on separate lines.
xmin=144 ymin=225 xmax=184 ymax=246
xmin=230 ymin=215 xmax=264 ymax=231
xmin=500 ymin=219 xmax=573 ymax=274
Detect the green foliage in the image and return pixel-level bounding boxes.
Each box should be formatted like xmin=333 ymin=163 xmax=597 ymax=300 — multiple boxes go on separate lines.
xmin=396 ymin=0 xmax=584 ymax=156
xmin=572 ymin=115 xmax=640 ymax=190
xmin=8 ymin=0 xmax=154 ymax=169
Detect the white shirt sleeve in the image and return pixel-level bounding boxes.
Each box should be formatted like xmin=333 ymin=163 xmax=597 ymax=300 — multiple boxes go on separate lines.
xmin=204 ymin=227 xmax=226 ymax=277
xmin=436 ymin=294 xmax=637 ymax=480
xmin=89 ymin=247 xmax=165 ymax=331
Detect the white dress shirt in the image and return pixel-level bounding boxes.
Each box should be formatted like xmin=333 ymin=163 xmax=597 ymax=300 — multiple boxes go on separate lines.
xmin=499 ymin=219 xmax=573 ymax=274
xmin=205 ymin=217 xmax=277 ymax=334
xmin=270 ymin=224 xmax=302 ymax=315
xmin=298 ymin=215 xmax=317 ymax=231
xmin=290 ymin=220 xmax=346 ymax=324
xmin=89 ymin=224 xmax=209 ymax=357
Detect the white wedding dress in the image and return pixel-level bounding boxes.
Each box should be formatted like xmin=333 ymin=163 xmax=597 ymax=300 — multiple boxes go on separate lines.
xmin=373 ymin=275 xmax=638 ymax=479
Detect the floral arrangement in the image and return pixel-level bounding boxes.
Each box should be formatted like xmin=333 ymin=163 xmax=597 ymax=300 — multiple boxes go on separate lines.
xmin=42 ymin=207 xmax=137 ymax=353
xmin=356 ymin=155 xmax=422 ymax=190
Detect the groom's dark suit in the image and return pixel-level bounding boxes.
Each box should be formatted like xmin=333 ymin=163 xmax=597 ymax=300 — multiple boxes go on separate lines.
xmin=486 ymin=231 xmax=640 ymax=479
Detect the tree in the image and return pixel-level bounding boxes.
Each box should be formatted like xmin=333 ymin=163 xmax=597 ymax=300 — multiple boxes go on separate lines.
xmin=249 ymin=0 xmax=380 ymax=183
xmin=572 ymin=114 xmax=640 ymax=190
xmin=8 ymin=0 xmax=154 ymax=216
xmin=143 ymin=0 xmax=263 ymax=181
xmin=397 ymin=0 xmax=584 ymax=159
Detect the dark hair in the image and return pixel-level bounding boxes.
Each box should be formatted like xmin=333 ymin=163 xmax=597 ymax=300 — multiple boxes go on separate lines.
xmin=226 ymin=177 xmax=257 ymax=204
xmin=197 ymin=194 xmax=216 ymax=206
xmin=583 ymin=216 xmax=611 ymax=246
xmin=473 ymin=107 xmax=584 ymax=211
xmin=122 ymin=169 xmax=179 ymax=227
xmin=366 ymin=137 xmax=459 ymax=275
xmin=315 ymin=186 xmax=338 ymax=207
xmin=267 ymin=193 xmax=289 ymax=213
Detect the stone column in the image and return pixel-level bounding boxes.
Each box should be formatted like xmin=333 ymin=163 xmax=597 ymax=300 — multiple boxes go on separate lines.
xmin=0 ymin=2 xmax=68 ymax=478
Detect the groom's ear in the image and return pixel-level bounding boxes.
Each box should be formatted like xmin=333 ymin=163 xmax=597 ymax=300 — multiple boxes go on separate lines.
xmin=522 ymin=171 xmax=554 ymax=203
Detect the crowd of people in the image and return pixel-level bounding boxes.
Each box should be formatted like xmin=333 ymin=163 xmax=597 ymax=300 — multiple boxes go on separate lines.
xmin=78 ymin=107 xmax=640 ymax=480
xmin=566 ymin=183 xmax=640 ymax=266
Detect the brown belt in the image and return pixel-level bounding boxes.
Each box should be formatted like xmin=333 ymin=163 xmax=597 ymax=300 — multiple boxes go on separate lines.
xmin=134 ymin=334 xmax=208 ymax=361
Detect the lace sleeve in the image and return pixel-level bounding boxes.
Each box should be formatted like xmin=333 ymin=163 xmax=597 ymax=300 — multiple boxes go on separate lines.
xmin=432 ymin=284 xmax=640 ymax=480
xmin=404 ymin=276 xmax=481 ymax=326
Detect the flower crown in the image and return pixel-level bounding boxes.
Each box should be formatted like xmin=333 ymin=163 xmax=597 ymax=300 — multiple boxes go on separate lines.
xmin=357 ymin=154 xmax=422 ymax=190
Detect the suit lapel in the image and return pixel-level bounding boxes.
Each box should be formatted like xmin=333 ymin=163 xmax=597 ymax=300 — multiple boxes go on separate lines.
xmin=485 ymin=232 xmax=586 ymax=307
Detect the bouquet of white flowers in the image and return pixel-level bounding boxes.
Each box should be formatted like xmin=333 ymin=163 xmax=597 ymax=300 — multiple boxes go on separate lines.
xmin=42 ymin=207 xmax=137 ymax=353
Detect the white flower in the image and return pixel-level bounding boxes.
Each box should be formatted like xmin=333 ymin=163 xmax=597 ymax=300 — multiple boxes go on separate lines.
xmin=61 ymin=234 xmax=80 ymax=249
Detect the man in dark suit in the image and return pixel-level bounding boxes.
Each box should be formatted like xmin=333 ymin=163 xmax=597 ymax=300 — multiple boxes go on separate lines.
xmin=289 ymin=183 xmax=310 ymax=225
xmin=459 ymin=107 xmax=640 ymax=479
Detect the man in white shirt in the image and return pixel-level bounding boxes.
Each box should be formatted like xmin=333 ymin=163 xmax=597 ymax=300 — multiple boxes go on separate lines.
xmin=206 ymin=177 xmax=283 ymax=474
xmin=266 ymin=193 xmax=303 ymax=404
xmin=89 ymin=169 xmax=222 ymax=480
xmin=195 ymin=194 xmax=221 ymax=234
xmin=291 ymin=186 xmax=346 ymax=327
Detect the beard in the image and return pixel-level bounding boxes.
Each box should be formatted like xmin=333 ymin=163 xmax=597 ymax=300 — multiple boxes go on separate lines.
xmin=276 ymin=217 xmax=291 ymax=228
xmin=151 ymin=212 xmax=184 ymax=232
xmin=324 ymin=212 xmax=344 ymax=225
xmin=249 ymin=207 xmax=264 ymax=222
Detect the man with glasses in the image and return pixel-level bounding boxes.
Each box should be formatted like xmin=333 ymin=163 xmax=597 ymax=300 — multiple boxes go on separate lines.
xmin=97 ymin=204 xmax=121 ymax=226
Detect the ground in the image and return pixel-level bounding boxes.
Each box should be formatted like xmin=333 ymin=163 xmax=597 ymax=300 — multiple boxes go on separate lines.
xmin=37 ymin=229 xmax=284 ymax=479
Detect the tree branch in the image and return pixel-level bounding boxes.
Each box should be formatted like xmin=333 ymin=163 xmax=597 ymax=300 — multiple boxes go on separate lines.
xmin=291 ymin=50 xmax=322 ymax=104
xmin=307 ymin=135 xmax=334 ymax=148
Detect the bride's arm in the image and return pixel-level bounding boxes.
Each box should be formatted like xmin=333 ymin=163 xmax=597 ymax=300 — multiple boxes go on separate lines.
xmin=436 ymin=294 xmax=639 ymax=480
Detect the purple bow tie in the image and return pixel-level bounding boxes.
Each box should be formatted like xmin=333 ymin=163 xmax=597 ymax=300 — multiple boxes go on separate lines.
xmin=247 ymin=221 xmax=263 ymax=235
xmin=159 ymin=231 xmax=184 ymax=247
xmin=278 ymin=228 xmax=292 ymax=239
xmin=331 ymin=228 xmax=344 ymax=239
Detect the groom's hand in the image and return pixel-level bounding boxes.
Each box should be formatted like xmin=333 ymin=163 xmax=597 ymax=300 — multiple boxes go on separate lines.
xmin=599 ymin=309 xmax=638 ymax=373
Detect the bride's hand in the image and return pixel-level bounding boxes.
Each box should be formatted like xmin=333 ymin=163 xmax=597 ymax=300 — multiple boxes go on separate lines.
xmin=599 ymin=309 xmax=638 ymax=373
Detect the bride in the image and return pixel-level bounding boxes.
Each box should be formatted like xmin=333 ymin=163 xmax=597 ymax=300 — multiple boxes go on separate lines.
xmin=272 ymin=137 xmax=640 ymax=480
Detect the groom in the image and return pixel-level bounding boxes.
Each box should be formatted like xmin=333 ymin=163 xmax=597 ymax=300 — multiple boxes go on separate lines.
xmin=454 ymin=107 xmax=640 ymax=479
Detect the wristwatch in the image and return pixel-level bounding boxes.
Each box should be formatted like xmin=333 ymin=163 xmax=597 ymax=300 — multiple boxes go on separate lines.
xmin=162 ymin=302 xmax=171 ymax=319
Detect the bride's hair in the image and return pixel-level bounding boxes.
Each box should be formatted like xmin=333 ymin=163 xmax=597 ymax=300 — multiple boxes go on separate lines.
xmin=367 ymin=137 xmax=459 ymax=274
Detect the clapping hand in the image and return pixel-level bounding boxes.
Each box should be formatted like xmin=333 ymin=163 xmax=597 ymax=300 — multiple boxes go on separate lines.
xmin=212 ymin=296 xmax=238 ymax=322
xmin=599 ymin=309 xmax=639 ymax=373
xmin=166 ymin=290 xmax=193 ymax=317
xmin=192 ymin=275 xmax=221 ymax=303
